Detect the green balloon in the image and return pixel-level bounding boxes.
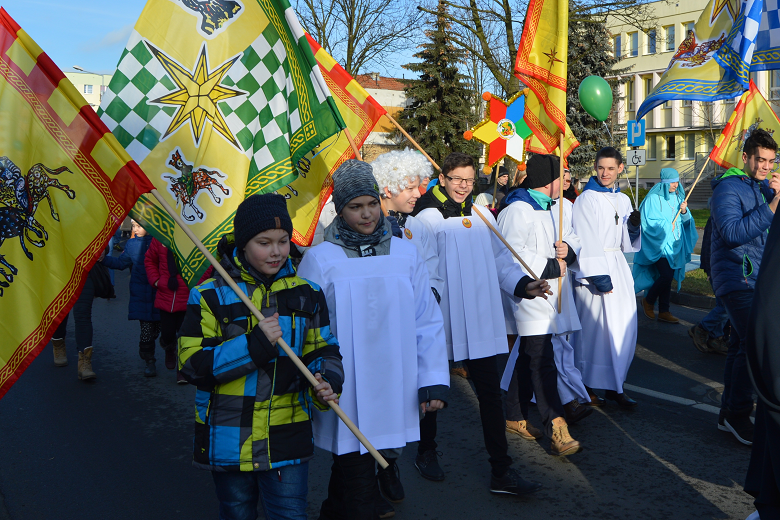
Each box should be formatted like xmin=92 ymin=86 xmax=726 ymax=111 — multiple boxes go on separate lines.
xmin=578 ymin=76 xmax=613 ymax=121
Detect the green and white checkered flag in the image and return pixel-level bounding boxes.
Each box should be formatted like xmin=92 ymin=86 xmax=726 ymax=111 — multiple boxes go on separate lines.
xmin=99 ymin=0 xmax=345 ymax=286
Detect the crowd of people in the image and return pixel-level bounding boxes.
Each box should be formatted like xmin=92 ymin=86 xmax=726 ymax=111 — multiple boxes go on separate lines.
xmin=48 ymin=130 xmax=780 ymax=520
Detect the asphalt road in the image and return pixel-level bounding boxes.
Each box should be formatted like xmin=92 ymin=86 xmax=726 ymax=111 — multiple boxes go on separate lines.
xmin=0 ymin=268 xmax=756 ymax=519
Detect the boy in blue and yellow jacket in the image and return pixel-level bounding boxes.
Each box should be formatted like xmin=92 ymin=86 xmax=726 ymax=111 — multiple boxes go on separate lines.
xmin=178 ymin=194 xmax=343 ymax=520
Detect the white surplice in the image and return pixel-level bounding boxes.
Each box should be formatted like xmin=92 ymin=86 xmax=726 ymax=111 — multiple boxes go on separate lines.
xmin=399 ymin=215 xmax=445 ymax=296
xmin=298 ymin=238 xmax=449 ymax=455
xmin=496 ymin=196 xmax=588 ymax=404
xmin=570 ymin=189 xmax=641 ymax=392
xmin=416 ymin=205 xmax=528 ymax=362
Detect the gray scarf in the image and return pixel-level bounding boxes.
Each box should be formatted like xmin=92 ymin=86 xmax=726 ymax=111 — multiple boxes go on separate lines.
xmin=334 ymin=215 xmax=388 ymax=256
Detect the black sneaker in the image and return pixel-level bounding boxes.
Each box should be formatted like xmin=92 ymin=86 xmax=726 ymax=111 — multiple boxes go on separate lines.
xmin=377 ymin=458 xmax=404 ymax=503
xmin=489 ymin=467 xmax=543 ymax=496
xmin=414 ymin=450 xmax=445 ymax=482
xmin=723 ymin=414 xmax=754 ymax=446
xmin=689 ymin=324 xmax=713 ymax=353
xmin=375 ymin=495 xmax=395 ymax=519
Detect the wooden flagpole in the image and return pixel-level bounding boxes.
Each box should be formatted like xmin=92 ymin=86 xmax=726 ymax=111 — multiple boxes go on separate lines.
xmin=385 ymin=113 xmax=441 ymax=171
xmin=148 ymin=189 xmax=388 ymax=469
xmin=671 ymin=156 xmax=711 ymax=229
xmin=557 ymin=133 xmax=564 ymax=313
xmin=343 ymin=127 xmax=362 ymax=161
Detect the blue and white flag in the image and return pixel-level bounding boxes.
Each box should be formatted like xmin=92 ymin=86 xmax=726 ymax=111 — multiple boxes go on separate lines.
xmin=714 ymin=0 xmax=762 ymax=89
xmin=752 ymin=0 xmax=780 ymax=71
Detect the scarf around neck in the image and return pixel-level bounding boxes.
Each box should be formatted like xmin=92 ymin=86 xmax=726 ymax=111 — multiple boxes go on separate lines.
xmin=335 ymin=214 xmax=388 ymax=248
xmin=528 ymin=189 xmax=554 ymax=210
xmin=419 ymin=184 xmax=473 ymax=218
xmin=387 ymin=209 xmax=409 ymax=228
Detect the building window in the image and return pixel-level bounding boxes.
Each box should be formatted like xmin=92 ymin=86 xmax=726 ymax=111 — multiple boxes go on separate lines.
xmin=648 ymin=135 xmax=657 ymax=159
xmin=702 ymin=101 xmax=714 ymax=121
xmin=614 ymin=35 xmax=622 ymax=58
xmin=705 ymin=133 xmax=715 ymax=151
xmin=83 ymin=84 xmax=93 ymax=95
xmin=627 ymin=80 xmax=635 ymax=111
xmin=685 ymin=22 xmax=695 ymax=34
xmin=682 ymin=99 xmax=692 ymax=107
xmin=644 ymin=77 xmax=653 ymax=97
xmin=646 ymin=182 xmax=655 ymax=188
xmin=647 ymin=29 xmax=657 ymax=54
xmin=629 ymin=32 xmax=638 ymax=57
xmin=771 ymin=71 xmax=780 ymax=100
xmin=685 ymin=134 xmax=696 ymax=158
xmin=666 ymin=135 xmax=675 ymax=159
xmin=750 ymin=70 xmax=759 ymax=86
xmin=665 ymin=25 xmax=675 ymax=51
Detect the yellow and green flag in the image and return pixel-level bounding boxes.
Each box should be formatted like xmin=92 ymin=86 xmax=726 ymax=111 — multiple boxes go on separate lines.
xmin=514 ymin=0 xmax=568 ymax=135
xmin=98 ymin=0 xmax=345 ymax=285
xmin=710 ymin=80 xmax=780 ymax=169
xmin=0 ymin=9 xmax=153 ymax=398
xmin=282 ymin=34 xmax=386 ymax=247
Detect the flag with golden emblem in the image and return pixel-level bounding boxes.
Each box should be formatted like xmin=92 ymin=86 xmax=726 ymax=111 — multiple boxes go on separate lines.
xmin=98 ymin=0 xmax=345 ymax=286
xmin=710 ymin=79 xmax=780 ymax=168
xmin=0 ymin=8 xmax=154 ymax=399
xmin=281 ymin=34 xmax=386 ymax=247
xmin=514 ymin=0 xmax=568 ymax=135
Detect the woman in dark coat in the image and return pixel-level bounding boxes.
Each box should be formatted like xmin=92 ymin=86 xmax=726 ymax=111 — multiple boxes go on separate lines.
xmin=103 ymin=220 xmax=161 ymax=377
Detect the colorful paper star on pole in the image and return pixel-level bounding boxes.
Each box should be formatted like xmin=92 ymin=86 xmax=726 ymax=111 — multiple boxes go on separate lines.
xmin=464 ymin=91 xmax=533 ymax=173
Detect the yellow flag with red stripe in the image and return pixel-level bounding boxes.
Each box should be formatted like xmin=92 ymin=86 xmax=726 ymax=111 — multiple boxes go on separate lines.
xmin=282 ymin=35 xmax=386 ymax=247
xmin=524 ymin=90 xmax=579 ymax=161
xmin=710 ymin=80 xmax=780 ymax=169
xmin=0 ymin=8 xmax=153 ymax=399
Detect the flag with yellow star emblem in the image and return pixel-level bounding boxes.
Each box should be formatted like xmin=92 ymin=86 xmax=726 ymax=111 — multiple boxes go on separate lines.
xmin=98 ymin=0 xmax=345 ymax=286
xmin=514 ymin=0 xmax=568 ymax=135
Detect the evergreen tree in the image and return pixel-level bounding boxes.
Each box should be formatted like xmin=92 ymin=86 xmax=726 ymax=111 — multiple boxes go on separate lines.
xmin=394 ymin=1 xmax=481 ymax=168
xmin=566 ymin=17 xmax=630 ymax=180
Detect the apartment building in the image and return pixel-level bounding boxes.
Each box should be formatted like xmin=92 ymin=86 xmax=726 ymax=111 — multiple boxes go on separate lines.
xmin=606 ymin=0 xmax=780 ymax=194
xmin=64 ymin=71 xmax=112 ymax=110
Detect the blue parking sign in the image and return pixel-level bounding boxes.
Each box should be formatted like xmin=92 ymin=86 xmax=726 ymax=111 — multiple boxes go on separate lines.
xmin=627 ymin=120 xmax=646 ymax=147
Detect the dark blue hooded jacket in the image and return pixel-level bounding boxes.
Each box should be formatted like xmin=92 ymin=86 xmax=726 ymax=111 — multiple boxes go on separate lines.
xmin=102 ymin=235 xmax=159 ymax=322
xmin=710 ymin=168 xmax=776 ymax=296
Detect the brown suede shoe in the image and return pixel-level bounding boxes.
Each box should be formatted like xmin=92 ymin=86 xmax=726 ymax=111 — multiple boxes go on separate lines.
xmin=450 ymin=367 xmax=469 ymax=379
xmin=551 ymin=417 xmax=582 ymax=456
xmin=506 ymin=420 xmax=543 ymax=441
xmin=641 ymin=298 xmax=656 ymax=319
xmin=658 ymin=312 xmax=680 ymax=323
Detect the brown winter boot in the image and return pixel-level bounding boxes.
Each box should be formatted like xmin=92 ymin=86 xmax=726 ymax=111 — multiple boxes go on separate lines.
xmin=551 ymin=417 xmax=582 ymax=456
xmin=78 ymin=347 xmax=96 ymax=381
xmin=506 ymin=420 xmax=543 ymax=441
xmin=52 ymin=338 xmax=68 ymax=367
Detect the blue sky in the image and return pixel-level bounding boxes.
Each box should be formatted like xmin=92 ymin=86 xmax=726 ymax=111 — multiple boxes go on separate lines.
xmin=2 ymin=0 xmax=415 ymax=78
xmin=4 ymin=0 xmax=145 ymax=74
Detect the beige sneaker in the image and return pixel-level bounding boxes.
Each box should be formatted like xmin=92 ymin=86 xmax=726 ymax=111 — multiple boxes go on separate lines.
xmin=658 ymin=312 xmax=680 ymax=324
xmin=52 ymin=338 xmax=68 ymax=367
xmin=641 ymin=298 xmax=656 ymax=319
xmin=506 ymin=420 xmax=543 ymax=440
xmin=551 ymin=417 xmax=582 ymax=456
xmin=78 ymin=347 xmax=96 ymax=381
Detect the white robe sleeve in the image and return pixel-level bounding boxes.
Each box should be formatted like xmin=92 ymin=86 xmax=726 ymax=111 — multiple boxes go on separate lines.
xmin=496 ymin=202 xmax=549 ymax=279
xmin=412 ymin=217 xmax=445 ymax=296
xmin=571 ymin=193 xmax=609 ymax=281
xmin=474 ymin=205 xmax=530 ymax=294
xmin=410 ymin=246 xmax=450 ymax=391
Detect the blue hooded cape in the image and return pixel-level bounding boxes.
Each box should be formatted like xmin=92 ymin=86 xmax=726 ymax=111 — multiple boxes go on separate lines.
xmin=632 ymin=168 xmax=699 ymax=293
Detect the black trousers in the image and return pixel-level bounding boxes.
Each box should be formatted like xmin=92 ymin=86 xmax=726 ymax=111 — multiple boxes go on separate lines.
xmin=645 ymin=257 xmax=674 ymax=313
xmin=462 ymin=355 xmax=512 ymax=477
xmin=159 ymin=310 xmax=185 ymax=349
xmin=418 ymin=411 xmax=438 ymax=454
xmin=745 ymin=400 xmax=780 ymax=519
xmin=506 ymin=334 xmax=565 ymax=438
xmin=52 ymin=276 xmax=95 ymax=352
xmin=318 ymin=451 xmax=378 ymax=520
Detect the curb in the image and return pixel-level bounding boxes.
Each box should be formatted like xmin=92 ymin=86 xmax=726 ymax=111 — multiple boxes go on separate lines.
xmin=670 ymin=290 xmax=715 ymax=310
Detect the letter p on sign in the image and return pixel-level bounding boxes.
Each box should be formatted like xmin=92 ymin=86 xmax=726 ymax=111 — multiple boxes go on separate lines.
xmin=626 ymin=120 xmax=646 ymax=147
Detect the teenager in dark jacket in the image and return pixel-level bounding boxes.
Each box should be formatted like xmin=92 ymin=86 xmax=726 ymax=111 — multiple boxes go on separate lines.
xmin=710 ymin=128 xmax=780 ymax=446
xmin=145 ymin=238 xmax=190 ymax=382
xmin=103 ymin=220 xmax=160 ymax=377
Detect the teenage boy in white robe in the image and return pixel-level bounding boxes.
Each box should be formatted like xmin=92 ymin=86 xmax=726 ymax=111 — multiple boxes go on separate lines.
xmin=411 ymin=152 xmax=549 ymax=496
xmin=496 ymin=154 xmax=591 ymax=457
xmin=570 ymin=147 xmax=642 ymax=408
xmin=298 ymin=160 xmax=450 ymax=520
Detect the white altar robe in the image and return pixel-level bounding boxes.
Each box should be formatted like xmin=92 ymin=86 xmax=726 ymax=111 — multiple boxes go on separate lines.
xmin=570 ymin=189 xmax=641 ymax=392
xmin=416 ymin=205 xmax=528 ymax=362
xmin=298 ymin=238 xmax=449 ymax=455
xmin=497 ymin=196 xmax=588 ymax=404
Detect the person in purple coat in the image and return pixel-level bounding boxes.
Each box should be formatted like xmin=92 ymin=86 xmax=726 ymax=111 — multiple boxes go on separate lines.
xmin=102 ymin=220 xmax=161 ymax=377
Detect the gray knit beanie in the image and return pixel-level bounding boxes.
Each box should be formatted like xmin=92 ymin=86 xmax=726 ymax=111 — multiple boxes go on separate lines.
xmin=331 ymin=159 xmax=380 ymax=214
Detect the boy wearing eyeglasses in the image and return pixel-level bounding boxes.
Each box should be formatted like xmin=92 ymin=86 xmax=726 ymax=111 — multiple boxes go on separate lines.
xmin=411 ymin=152 xmax=549 ymax=496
